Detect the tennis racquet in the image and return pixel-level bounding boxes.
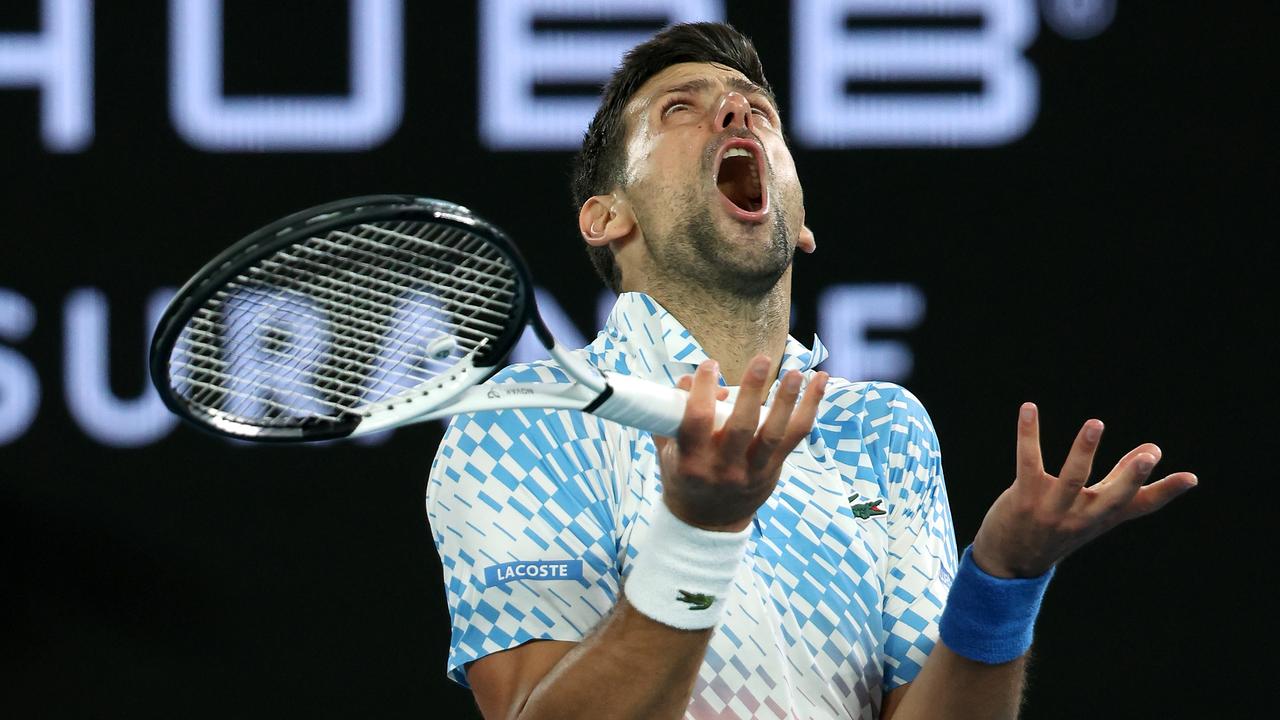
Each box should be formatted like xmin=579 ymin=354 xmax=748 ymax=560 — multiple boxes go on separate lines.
xmin=149 ymin=195 xmax=749 ymax=442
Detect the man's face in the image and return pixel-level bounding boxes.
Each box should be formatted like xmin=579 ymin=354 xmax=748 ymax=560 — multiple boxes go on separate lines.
xmin=617 ymin=62 xmax=807 ymax=298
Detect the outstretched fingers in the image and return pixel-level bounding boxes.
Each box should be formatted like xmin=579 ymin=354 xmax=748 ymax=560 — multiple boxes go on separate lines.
xmin=1049 ymin=419 xmax=1104 ymax=512
xmin=1094 ymin=443 xmax=1161 ymax=499
xmin=1089 ymin=442 xmax=1179 ymax=514
xmin=720 ymin=355 xmax=774 ymax=459
xmin=657 ymin=363 xmax=827 ymax=530
xmin=1120 ymin=471 xmax=1199 ymax=520
xmin=979 ymin=403 xmax=1200 ymax=577
xmin=1078 ymin=440 xmax=1196 ymax=523
xmin=675 ymin=360 xmax=721 ymax=453
xmin=748 ymin=370 xmax=803 ymax=472
xmin=658 ymin=372 xmax=729 ymax=456
xmin=1015 ymin=402 xmax=1045 ymax=484
xmin=778 ymin=372 xmax=827 ymax=455
xmin=670 ymin=361 xmax=827 ymax=482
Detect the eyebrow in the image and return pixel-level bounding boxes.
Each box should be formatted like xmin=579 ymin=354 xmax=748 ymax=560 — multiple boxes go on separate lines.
xmin=657 ymin=77 xmax=776 ymax=107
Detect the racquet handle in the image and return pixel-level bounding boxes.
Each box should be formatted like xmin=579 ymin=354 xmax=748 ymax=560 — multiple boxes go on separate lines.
xmin=592 ymin=373 xmax=758 ymax=438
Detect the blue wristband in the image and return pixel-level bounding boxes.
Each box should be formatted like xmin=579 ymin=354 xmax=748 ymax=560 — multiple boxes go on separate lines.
xmin=938 ymin=545 xmax=1055 ymax=664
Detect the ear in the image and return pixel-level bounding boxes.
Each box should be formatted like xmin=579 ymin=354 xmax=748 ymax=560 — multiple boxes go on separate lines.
xmin=798 ymin=224 xmax=816 ymax=254
xmin=579 ymin=194 xmax=635 ymax=247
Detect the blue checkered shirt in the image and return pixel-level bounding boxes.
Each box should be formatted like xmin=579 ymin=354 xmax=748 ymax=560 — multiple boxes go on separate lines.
xmin=426 ymin=292 xmax=958 ymax=719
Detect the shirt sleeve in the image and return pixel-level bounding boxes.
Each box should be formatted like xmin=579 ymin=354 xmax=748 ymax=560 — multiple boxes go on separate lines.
xmin=863 ymin=382 xmax=959 ymax=691
xmin=425 ymin=362 xmax=623 ymax=687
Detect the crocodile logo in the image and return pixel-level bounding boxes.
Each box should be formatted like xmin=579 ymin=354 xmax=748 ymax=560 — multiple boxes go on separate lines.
xmin=849 ymin=493 xmax=886 ymax=520
xmin=676 ymin=590 xmax=714 ymax=611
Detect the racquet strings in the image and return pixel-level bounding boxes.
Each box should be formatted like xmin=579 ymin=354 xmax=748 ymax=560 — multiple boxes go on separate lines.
xmin=168 ymin=221 xmax=520 ymax=429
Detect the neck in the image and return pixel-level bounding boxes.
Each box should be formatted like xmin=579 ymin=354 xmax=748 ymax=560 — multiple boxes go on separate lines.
xmin=641 ymin=271 xmax=792 ymax=386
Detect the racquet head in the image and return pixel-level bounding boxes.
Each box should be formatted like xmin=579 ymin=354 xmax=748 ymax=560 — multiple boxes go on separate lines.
xmin=149 ymin=195 xmax=546 ymax=441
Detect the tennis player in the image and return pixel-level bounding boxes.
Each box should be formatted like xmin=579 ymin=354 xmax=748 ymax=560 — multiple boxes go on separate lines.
xmin=426 ymin=22 xmax=1196 ymax=719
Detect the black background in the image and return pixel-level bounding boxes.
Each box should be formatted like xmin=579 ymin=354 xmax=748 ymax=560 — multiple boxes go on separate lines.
xmin=2 ymin=1 xmax=1274 ymax=717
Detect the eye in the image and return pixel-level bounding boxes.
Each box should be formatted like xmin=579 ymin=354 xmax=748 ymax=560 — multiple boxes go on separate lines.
xmin=750 ymin=104 xmax=773 ymax=123
xmin=662 ymin=97 xmax=693 ymax=117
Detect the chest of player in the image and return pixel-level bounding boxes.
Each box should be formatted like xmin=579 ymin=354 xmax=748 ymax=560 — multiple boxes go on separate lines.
xmin=749 ymin=436 xmax=891 ymax=617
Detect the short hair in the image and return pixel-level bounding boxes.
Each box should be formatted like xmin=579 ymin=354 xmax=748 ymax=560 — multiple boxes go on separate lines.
xmin=570 ymin=22 xmax=775 ymax=292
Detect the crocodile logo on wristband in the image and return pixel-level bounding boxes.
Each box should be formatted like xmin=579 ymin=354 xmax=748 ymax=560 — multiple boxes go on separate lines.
xmin=849 ymin=493 xmax=887 ymax=520
xmin=676 ymin=590 xmax=715 ymax=610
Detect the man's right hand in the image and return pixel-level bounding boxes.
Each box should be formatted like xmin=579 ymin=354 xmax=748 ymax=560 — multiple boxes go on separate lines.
xmin=654 ymin=355 xmax=828 ymax=532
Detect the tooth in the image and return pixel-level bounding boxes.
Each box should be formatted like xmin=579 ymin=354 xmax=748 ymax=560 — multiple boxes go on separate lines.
xmin=725 ymin=148 xmax=751 ymax=159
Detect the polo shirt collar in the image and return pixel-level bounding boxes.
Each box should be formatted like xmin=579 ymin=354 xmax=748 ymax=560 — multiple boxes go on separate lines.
xmin=599 ymin=292 xmax=827 ymax=384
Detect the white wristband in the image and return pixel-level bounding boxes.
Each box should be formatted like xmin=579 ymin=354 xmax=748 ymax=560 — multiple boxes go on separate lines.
xmin=624 ymin=500 xmax=752 ymax=630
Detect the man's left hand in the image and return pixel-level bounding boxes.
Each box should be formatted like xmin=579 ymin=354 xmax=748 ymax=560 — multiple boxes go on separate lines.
xmin=971 ymin=402 xmax=1198 ymax=579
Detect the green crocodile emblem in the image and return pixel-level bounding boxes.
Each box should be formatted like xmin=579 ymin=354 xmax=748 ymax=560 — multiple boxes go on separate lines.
xmin=849 ymin=493 xmax=887 ymax=520
xmin=676 ymin=590 xmax=715 ymax=611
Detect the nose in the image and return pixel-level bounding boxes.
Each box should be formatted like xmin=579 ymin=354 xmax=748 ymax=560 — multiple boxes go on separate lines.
xmin=714 ymin=91 xmax=753 ymax=132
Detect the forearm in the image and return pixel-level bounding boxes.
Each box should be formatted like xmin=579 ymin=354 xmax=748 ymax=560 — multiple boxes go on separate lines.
xmin=884 ymin=642 xmax=1026 ymax=720
xmin=516 ymin=596 xmax=710 ymax=720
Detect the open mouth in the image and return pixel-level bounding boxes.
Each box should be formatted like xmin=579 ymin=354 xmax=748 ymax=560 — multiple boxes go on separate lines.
xmin=714 ymin=140 xmax=767 ymax=218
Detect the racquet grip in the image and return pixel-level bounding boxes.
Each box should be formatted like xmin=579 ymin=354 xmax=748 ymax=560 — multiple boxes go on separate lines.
xmin=592 ymin=374 xmax=750 ymax=437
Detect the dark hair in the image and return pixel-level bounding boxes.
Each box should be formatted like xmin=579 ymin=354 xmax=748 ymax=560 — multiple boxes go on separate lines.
xmin=570 ymin=22 xmax=774 ymax=292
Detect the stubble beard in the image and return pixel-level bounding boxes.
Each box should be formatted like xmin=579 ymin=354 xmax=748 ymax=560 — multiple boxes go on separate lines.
xmin=642 ymin=180 xmax=795 ymax=302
